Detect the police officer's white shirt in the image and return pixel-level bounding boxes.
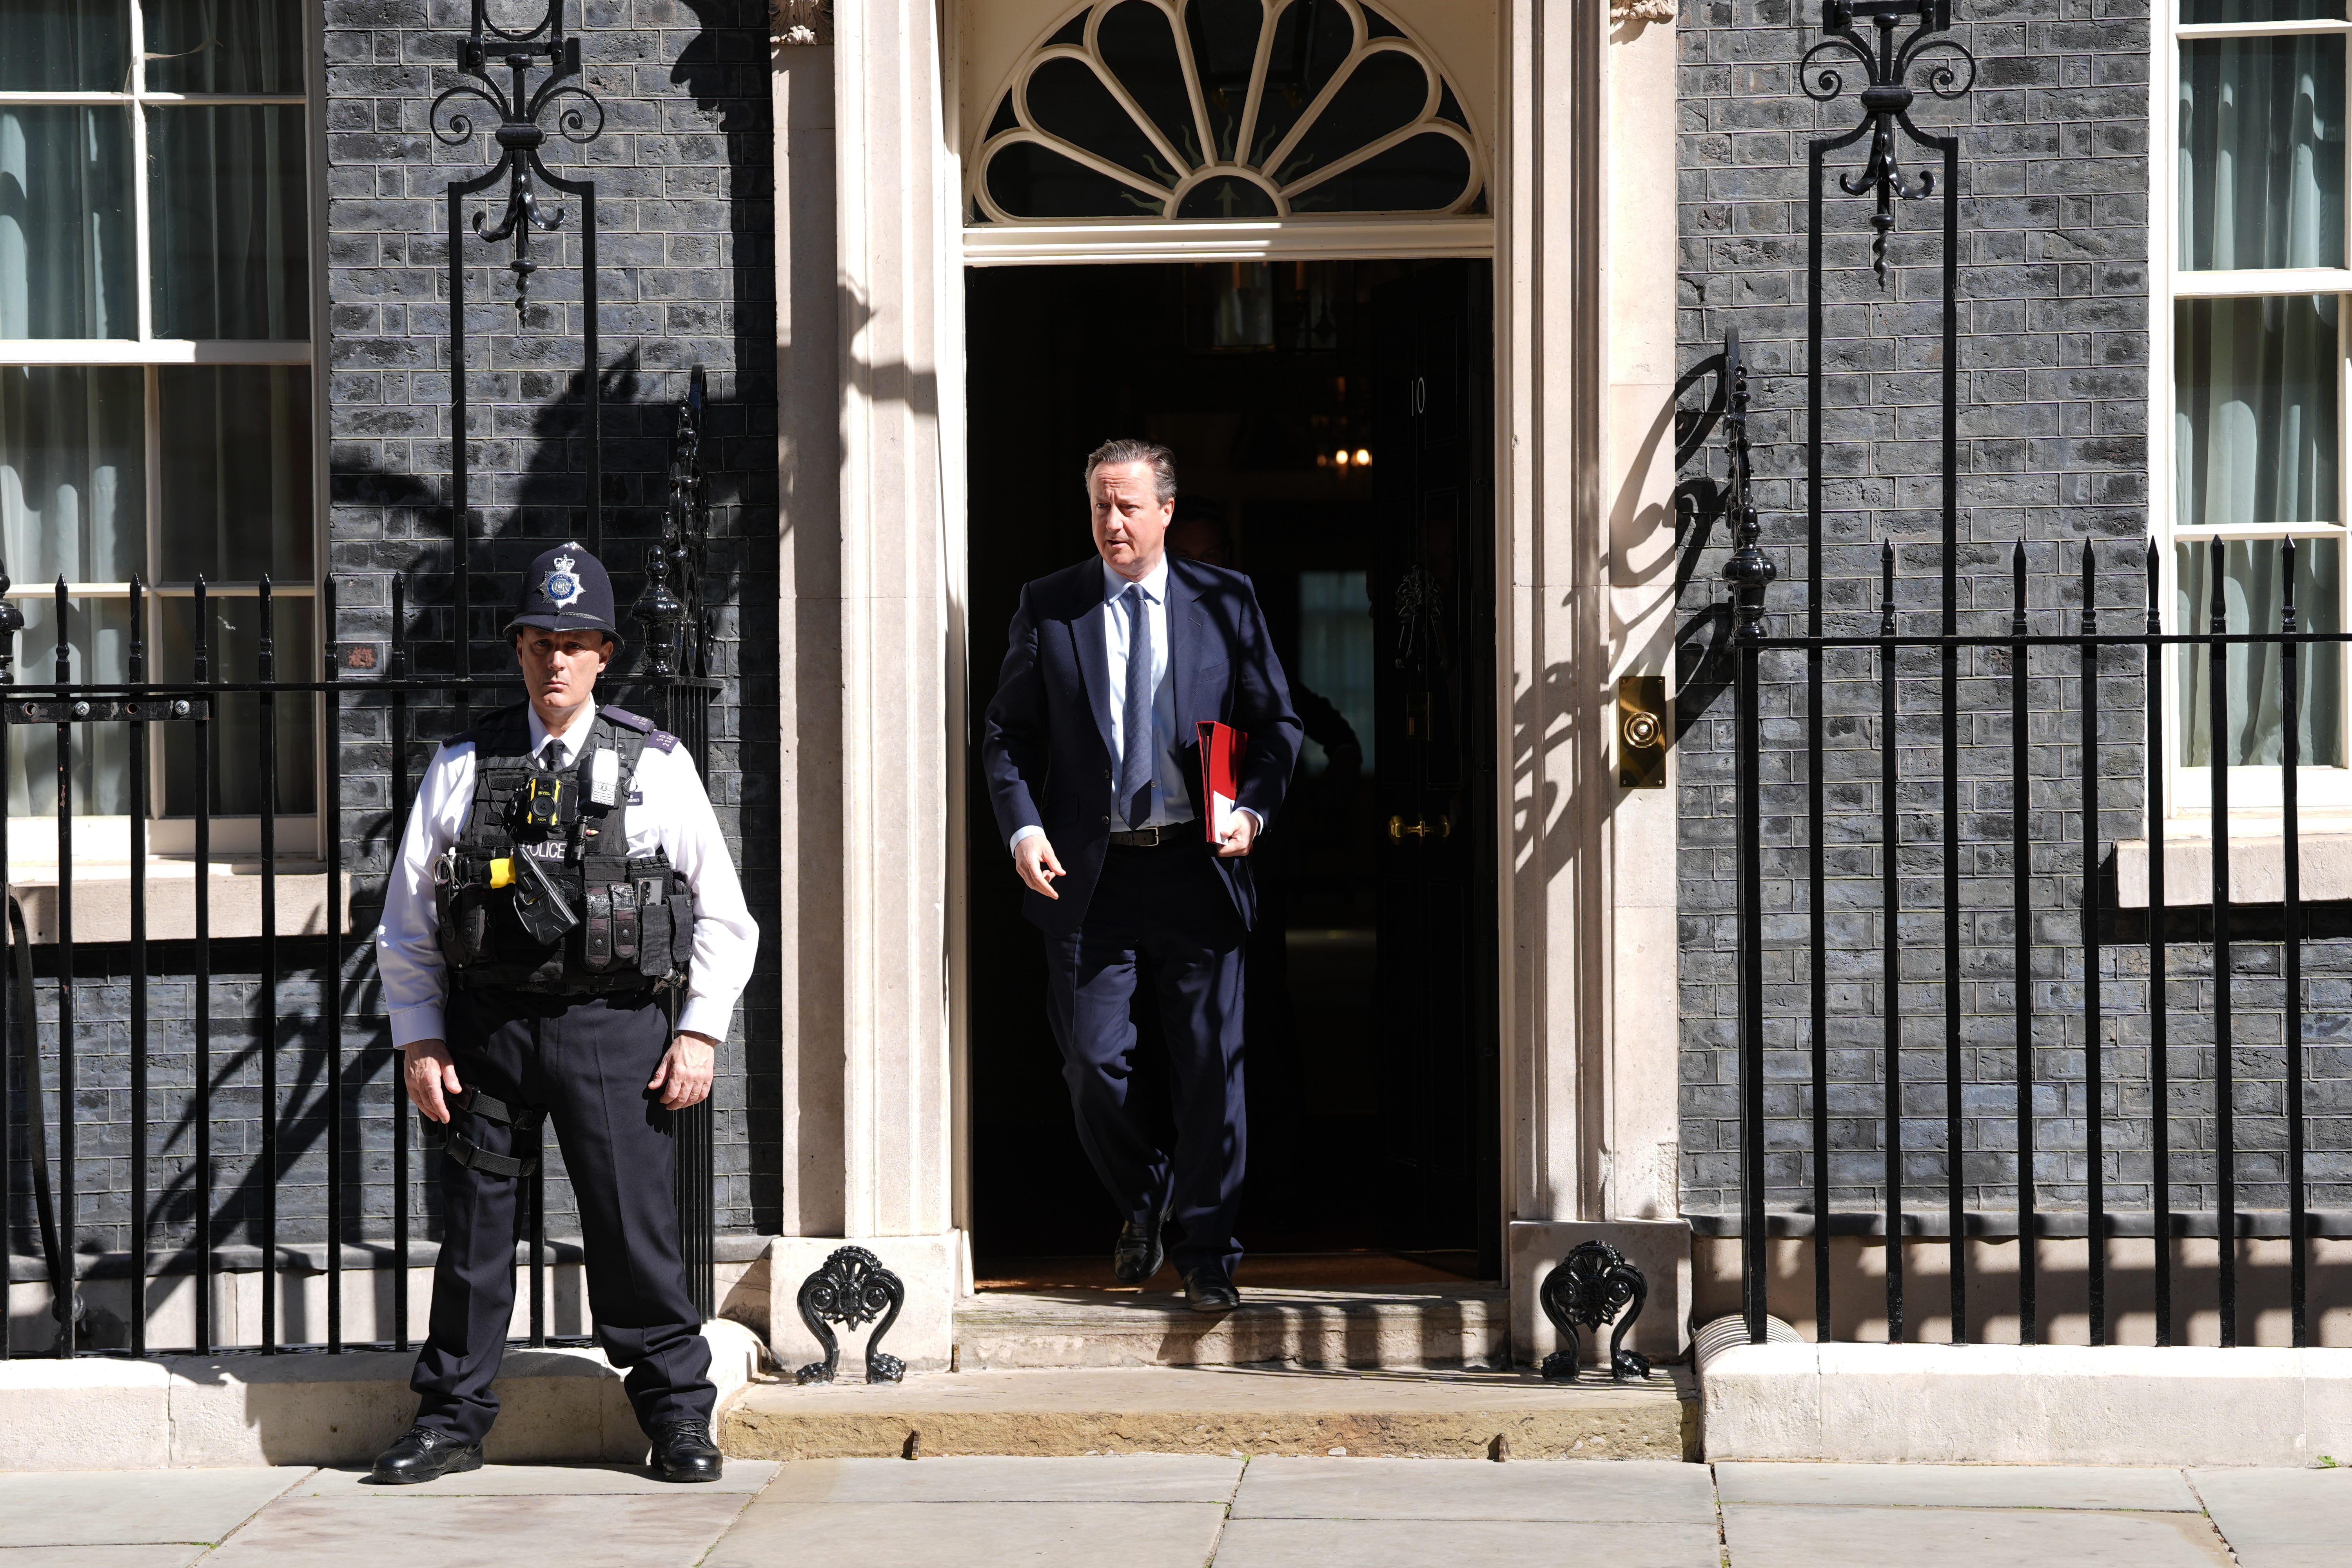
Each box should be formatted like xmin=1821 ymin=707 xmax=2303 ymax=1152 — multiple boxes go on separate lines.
xmin=374 ymin=698 xmax=760 ymax=1049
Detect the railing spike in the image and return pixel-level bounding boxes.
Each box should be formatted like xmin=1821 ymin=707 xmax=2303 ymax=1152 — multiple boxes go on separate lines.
xmin=2209 ymin=535 xmax=2227 ymax=633
xmin=1880 ymin=537 xmax=1896 ymax=639
xmin=2012 ymin=539 xmax=2028 ymax=638
xmin=2080 ymin=538 xmax=2096 ymax=637
xmin=2283 ymin=535 xmax=2299 ymax=633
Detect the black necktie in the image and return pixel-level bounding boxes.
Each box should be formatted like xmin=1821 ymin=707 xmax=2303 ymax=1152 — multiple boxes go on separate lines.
xmin=542 ymin=740 xmax=568 ymax=773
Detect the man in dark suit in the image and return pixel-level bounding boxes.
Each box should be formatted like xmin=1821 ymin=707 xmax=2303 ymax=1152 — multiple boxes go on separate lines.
xmin=982 ymin=439 xmax=1303 ymax=1312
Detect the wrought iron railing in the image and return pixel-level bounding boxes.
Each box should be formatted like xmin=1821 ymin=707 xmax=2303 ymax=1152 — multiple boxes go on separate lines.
xmin=1719 ymin=530 xmax=2352 ymax=1348
xmin=1703 ymin=2 xmax=2352 ymax=1349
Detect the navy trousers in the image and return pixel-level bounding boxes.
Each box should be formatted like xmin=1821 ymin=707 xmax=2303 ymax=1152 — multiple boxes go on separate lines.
xmin=1045 ymin=837 xmax=1247 ymax=1278
xmin=410 ymin=988 xmax=713 ymax=1444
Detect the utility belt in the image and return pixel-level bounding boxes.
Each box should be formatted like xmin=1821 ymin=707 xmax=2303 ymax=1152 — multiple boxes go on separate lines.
xmin=434 ymin=846 xmax=691 ymax=995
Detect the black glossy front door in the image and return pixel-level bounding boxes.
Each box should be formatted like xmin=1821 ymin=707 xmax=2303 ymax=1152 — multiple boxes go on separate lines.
xmin=1370 ymin=261 xmax=1499 ymax=1274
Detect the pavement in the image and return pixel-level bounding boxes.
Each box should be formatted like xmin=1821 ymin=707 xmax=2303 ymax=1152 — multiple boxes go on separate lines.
xmin=5 ymin=1454 xmax=2350 ymax=1566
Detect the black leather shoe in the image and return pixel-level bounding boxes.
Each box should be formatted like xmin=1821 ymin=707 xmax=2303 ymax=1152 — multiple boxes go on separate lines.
xmin=1112 ymin=1218 xmax=1165 ymax=1286
xmin=1181 ymin=1266 xmax=1240 ymax=1314
xmin=650 ymin=1418 xmax=724 ymax=1483
xmin=368 ymin=1424 xmax=483 ymax=1485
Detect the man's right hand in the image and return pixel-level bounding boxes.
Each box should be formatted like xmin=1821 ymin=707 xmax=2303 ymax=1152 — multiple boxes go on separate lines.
xmin=403 ymin=1039 xmax=463 ymax=1123
xmin=1014 ymin=834 xmax=1065 ymax=899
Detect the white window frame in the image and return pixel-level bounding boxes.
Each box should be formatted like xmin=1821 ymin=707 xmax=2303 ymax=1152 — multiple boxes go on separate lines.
xmin=0 ymin=0 xmax=329 ymax=858
xmin=2158 ymin=4 xmax=2352 ymax=829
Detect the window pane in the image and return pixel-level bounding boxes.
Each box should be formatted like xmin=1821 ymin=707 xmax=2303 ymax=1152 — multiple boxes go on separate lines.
xmin=6 ymin=595 xmax=133 ymax=817
xmin=1298 ymin=569 xmax=1373 ymax=776
xmin=2185 ymin=1 xmax=2345 ymax=18
xmin=2176 ymin=296 xmax=2339 ymax=530
xmin=2178 ymin=538 xmax=2345 ymax=766
xmin=157 ymin=593 xmax=316 ymax=816
xmin=147 ymin=105 xmax=309 ymax=340
xmin=2180 ymin=37 xmax=2345 ymax=270
xmin=157 ymin=365 xmax=313 ymax=583
xmin=0 ymin=107 xmax=137 ymax=339
xmin=145 ymin=0 xmax=306 ymax=94
xmin=1 ymin=0 xmax=129 ymax=91
xmin=0 ymin=366 xmax=145 ymax=585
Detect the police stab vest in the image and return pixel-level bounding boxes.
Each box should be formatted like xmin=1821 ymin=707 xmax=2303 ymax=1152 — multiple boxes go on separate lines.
xmin=432 ymin=704 xmax=693 ymax=994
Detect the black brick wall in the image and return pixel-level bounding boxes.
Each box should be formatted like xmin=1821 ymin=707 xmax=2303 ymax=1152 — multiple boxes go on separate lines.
xmin=1671 ymin=0 xmax=2352 ymax=1222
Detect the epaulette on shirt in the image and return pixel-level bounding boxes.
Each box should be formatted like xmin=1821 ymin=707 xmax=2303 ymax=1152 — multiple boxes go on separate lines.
xmin=600 ymin=706 xmax=679 ymax=753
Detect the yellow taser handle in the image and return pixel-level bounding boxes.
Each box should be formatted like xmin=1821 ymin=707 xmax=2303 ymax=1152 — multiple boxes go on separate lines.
xmin=489 ymin=857 xmax=515 ymax=889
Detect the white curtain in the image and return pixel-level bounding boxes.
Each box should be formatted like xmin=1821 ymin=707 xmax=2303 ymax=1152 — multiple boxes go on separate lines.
xmin=1 ymin=1 xmax=127 ymax=93
xmin=2176 ymin=34 xmax=2346 ymax=769
xmin=0 ymin=366 xmax=141 ymax=815
xmin=2179 ymin=539 xmax=2344 ymax=768
xmin=0 ymin=106 xmax=135 ymax=340
xmin=2179 ymin=36 xmax=2344 ymax=270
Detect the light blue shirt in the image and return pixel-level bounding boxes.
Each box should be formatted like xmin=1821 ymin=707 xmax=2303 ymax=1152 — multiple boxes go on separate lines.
xmin=1100 ymin=556 xmax=1194 ymax=831
xmin=1007 ymin=555 xmax=1259 ymax=854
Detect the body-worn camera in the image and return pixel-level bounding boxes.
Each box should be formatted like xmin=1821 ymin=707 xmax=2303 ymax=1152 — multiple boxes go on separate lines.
xmin=517 ymin=775 xmax=564 ymax=835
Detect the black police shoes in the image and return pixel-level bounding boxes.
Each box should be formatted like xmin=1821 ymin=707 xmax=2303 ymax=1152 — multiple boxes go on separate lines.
xmin=650 ymin=1418 xmax=725 ymax=1483
xmin=1182 ymin=1266 xmax=1241 ymax=1314
xmin=368 ymin=1424 xmax=483 ymax=1485
xmin=1112 ymin=1218 xmax=1165 ymax=1286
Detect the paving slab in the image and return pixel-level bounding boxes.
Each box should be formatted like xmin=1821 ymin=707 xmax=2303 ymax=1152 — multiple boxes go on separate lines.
xmin=2189 ymin=1466 xmax=2352 ymax=1565
xmin=198 ymin=1494 xmax=755 ymax=1568
xmin=0 ymin=1549 xmax=211 ymax=1568
xmin=1231 ymin=1455 xmax=1715 ymax=1521
xmin=1210 ymin=1517 xmax=1721 ymax=1568
xmin=723 ymin=1365 xmax=1695 ymax=1459
xmin=291 ymin=1461 xmax=781 ymax=1497
xmin=760 ymin=1455 xmax=1245 ymax=1503
xmin=0 ymin=1467 xmax=311 ymax=1547
xmin=1715 ymin=1462 xmax=2201 ymax=1512
xmin=1719 ymin=1504 xmax=2235 ymax=1568
xmin=702 ymin=1500 xmax=1230 ymax=1568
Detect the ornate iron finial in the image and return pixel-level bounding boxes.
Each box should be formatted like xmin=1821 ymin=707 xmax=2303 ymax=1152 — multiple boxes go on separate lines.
xmin=793 ymin=1246 xmax=907 ymax=1385
xmin=1538 ymin=1241 xmax=1652 ymax=1384
xmin=1802 ymin=2 xmax=1976 ymax=285
xmin=1719 ymin=328 xmax=1775 ymax=636
xmin=432 ymin=0 xmax=605 ymax=315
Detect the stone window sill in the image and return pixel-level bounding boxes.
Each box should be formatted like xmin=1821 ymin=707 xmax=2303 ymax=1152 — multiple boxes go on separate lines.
xmin=8 ymin=858 xmax=337 ymax=944
xmin=2116 ymin=831 xmax=2352 ymax=907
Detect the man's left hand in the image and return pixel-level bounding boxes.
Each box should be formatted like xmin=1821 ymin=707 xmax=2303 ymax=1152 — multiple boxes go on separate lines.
xmin=1216 ymin=811 xmax=1259 ymax=858
xmin=649 ymin=1031 xmax=718 ymax=1109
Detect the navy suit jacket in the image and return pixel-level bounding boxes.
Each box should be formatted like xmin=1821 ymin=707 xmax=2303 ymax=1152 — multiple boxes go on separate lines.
xmin=982 ymin=555 xmax=1304 ymax=936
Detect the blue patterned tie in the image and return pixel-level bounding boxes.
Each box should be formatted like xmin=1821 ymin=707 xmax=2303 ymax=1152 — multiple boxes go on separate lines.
xmin=1119 ymin=583 xmax=1154 ymax=829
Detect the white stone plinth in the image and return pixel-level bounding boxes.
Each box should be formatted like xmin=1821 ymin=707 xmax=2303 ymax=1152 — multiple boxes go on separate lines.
xmin=0 ymin=1318 xmax=766 ymax=1470
xmin=1509 ymin=1219 xmax=1691 ymax=1370
xmin=764 ymin=1233 xmax=961 ymax=1381
xmin=1703 ymin=1340 xmax=2352 ymax=1466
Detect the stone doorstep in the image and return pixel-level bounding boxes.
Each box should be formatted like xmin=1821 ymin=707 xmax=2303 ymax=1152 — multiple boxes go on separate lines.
xmin=953 ymin=1286 xmax=1510 ymax=1372
xmin=1702 ymin=1341 xmax=2352 ymax=1467
xmin=720 ymin=1365 xmax=1698 ymax=1462
xmin=0 ymin=1318 xmax=767 ymax=1471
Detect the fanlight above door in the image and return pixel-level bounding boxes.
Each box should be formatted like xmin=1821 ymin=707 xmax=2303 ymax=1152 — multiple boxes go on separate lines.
xmin=970 ymin=0 xmax=1485 ymax=224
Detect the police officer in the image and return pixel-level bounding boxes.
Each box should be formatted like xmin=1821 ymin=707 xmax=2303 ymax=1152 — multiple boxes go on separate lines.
xmin=369 ymin=543 xmax=759 ymax=1484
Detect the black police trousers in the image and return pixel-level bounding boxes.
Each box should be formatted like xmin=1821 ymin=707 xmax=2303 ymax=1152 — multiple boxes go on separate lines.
xmin=409 ymin=987 xmax=713 ymax=1444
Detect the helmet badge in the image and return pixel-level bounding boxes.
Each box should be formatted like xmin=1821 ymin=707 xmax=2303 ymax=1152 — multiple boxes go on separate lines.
xmin=543 ymin=549 xmax=584 ymax=611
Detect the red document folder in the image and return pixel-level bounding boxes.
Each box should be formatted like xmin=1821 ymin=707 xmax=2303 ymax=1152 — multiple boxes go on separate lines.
xmin=1196 ymin=721 xmax=1249 ymax=844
